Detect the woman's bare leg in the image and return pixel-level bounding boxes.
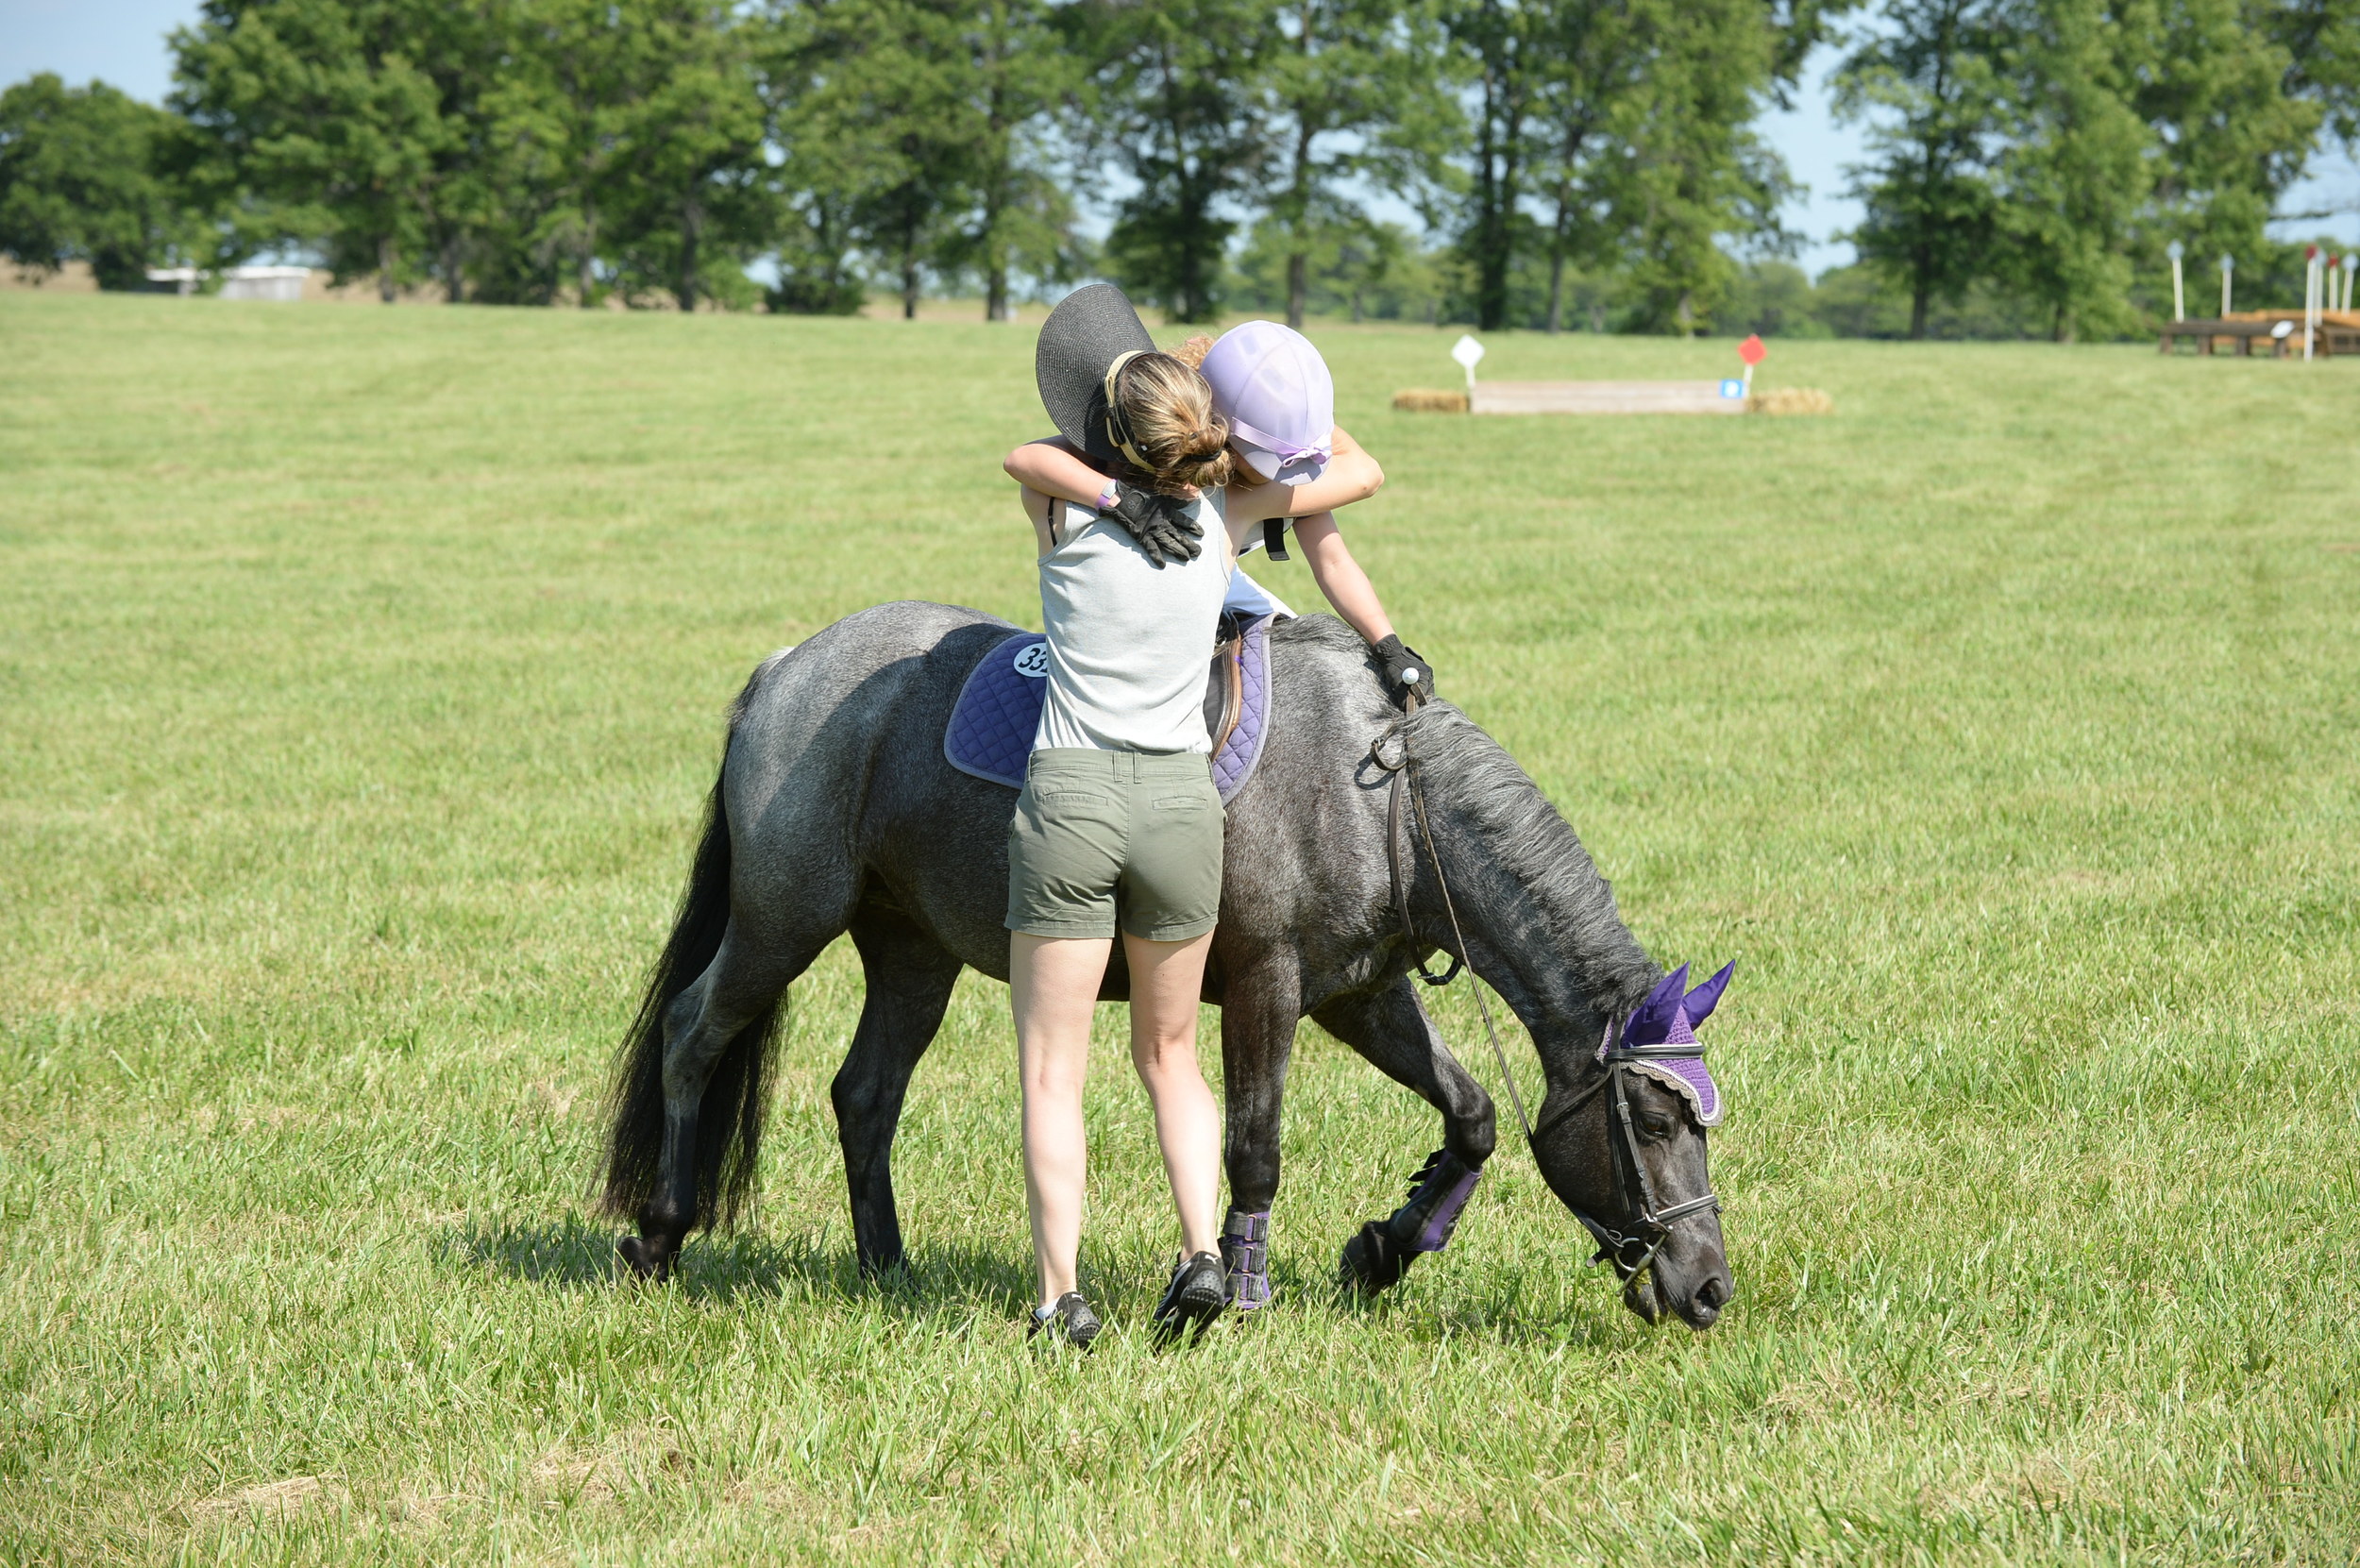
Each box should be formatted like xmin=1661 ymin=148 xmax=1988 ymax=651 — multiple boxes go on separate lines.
xmin=1123 ymin=930 xmax=1221 ymax=1259
xmin=1010 ymin=932 xmax=1111 ymax=1307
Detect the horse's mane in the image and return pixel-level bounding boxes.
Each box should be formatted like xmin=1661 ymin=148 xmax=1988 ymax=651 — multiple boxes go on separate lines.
xmin=1272 ymin=614 xmax=1662 ymax=1019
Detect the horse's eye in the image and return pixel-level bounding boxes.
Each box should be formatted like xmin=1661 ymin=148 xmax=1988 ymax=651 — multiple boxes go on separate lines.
xmin=1639 ymin=1115 xmax=1676 ymax=1140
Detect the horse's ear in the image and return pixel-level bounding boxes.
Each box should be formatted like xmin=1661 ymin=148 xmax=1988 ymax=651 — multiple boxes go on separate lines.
xmin=1623 ymin=965 xmax=1689 ymax=1047
xmin=1682 ymin=962 xmax=1735 ymax=1028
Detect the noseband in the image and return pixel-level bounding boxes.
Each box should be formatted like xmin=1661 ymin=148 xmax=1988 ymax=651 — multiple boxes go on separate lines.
xmin=1528 ymin=1022 xmax=1723 ymax=1283
xmin=1374 ymin=720 xmax=1721 ymax=1287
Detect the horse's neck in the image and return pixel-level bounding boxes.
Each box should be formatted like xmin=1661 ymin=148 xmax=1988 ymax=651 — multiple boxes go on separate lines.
xmin=1420 ymin=761 xmax=1654 ymax=1078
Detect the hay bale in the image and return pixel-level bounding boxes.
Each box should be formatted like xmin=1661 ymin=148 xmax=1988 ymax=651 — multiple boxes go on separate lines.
xmin=1392 ymin=388 xmax=1469 ymax=413
xmin=1746 ymin=386 xmax=1834 ymax=416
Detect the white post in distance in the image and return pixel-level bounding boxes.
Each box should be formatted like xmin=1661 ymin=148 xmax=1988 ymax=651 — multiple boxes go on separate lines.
xmin=2304 ymin=244 xmax=2319 ymax=362
xmin=2220 ymin=253 xmax=2234 ymax=317
xmin=2167 ymin=240 xmax=2184 ymax=322
xmin=1451 ymin=334 xmax=1485 ymax=396
xmin=2343 ymin=252 xmax=2357 ymax=312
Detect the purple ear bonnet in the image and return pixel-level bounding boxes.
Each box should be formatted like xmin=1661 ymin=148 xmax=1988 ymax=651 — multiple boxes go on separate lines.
xmin=1608 ymin=962 xmax=1732 ymax=1126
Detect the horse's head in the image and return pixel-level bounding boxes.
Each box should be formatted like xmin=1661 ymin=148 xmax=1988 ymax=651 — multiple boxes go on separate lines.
xmin=1529 ymin=962 xmax=1736 ymax=1330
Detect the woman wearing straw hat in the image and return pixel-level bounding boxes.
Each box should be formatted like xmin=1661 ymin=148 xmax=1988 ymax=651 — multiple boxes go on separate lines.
xmin=1001 ymin=286 xmax=1419 ymax=1347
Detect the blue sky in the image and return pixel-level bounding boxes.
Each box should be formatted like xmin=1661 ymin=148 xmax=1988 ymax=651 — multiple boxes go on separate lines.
xmin=6 ymin=0 xmax=2352 ymax=274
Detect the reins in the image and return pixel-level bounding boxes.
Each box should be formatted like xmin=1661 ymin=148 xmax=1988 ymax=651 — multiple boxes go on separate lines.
xmin=1373 ymin=700 xmax=1526 ymax=1141
xmin=1372 ymin=694 xmax=1721 ymax=1286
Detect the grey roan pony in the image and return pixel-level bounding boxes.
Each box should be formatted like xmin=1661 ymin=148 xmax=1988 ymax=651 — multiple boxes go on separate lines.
xmin=599 ymin=601 xmax=1735 ymax=1329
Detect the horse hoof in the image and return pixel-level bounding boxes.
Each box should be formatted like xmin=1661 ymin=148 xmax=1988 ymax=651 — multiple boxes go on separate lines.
xmin=616 ymin=1234 xmax=673 ymax=1284
xmin=1339 ymin=1221 xmax=1414 ymax=1295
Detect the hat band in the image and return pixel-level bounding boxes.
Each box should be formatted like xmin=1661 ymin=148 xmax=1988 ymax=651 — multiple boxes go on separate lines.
xmin=1228 ymin=415 xmax=1332 ymax=468
xmin=1102 ymin=350 xmax=1152 ymax=472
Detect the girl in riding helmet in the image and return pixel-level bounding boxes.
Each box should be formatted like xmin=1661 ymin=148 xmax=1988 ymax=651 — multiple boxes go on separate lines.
xmin=1019 ymin=318 xmax=1434 ymax=698
xmin=1000 ymin=286 xmax=1412 ymax=1347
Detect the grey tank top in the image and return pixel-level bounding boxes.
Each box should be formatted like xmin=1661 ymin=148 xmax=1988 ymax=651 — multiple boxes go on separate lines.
xmin=1034 ymin=488 xmax=1232 ymax=755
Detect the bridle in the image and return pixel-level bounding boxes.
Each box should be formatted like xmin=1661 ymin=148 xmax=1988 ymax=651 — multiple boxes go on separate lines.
xmin=1527 ymin=1024 xmax=1724 ymax=1282
xmin=1372 ymin=714 xmax=1723 ymax=1287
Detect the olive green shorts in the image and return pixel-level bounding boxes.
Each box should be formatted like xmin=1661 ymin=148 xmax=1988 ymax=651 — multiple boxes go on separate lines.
xmin=1005 ymin=750 xmax=1224 ymax=941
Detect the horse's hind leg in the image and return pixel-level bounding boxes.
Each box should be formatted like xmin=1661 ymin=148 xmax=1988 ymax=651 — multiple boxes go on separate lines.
xmin=832 ymin=905 xmax=963 ymax=1281
xmin=619 ymin=928 xmax=821 ymax=1281
xmin=1311 ymin=979 xmax=1497 ymax=1296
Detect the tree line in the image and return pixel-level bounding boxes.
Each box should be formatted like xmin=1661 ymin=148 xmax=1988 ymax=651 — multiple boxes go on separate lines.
xmin=1 ymin=0 xmax=2353 ymax=337
xmin=1835 ymin=0 xmax=2358 ymax=340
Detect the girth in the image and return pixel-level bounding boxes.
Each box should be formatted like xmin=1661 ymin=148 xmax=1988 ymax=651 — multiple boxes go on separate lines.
xmin=1201 ymin=615 xmax=1249 ymax=760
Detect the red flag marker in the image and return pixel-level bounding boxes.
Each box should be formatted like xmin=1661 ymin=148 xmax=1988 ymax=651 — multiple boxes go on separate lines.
xmin=1738 ymin=333 xmax=1766 ymax=396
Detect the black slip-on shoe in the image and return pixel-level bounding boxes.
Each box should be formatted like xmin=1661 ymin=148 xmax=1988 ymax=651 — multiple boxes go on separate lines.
xmin=1028 ymin=1291 xmax=1102 ymax=1350
xmin=1153 ymin=1251 xmax=1229 ymax=1345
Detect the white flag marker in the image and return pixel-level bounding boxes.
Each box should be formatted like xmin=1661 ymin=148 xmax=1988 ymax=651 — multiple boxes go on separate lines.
xmin=1451 ymin=334 xmax=1486 ymax=393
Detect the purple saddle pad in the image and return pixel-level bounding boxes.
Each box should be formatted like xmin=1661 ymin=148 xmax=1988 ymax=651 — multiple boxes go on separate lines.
xmin=944 ymin=615 xmax=1274 ymax=804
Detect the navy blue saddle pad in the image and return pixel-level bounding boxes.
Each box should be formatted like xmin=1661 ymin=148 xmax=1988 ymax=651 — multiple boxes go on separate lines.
xmin=944 ymin=614 xmax=1274 ymax=803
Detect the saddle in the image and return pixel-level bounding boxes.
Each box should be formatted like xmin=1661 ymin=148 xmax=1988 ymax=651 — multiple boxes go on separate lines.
xmin=944 ymin=612 xmax=1274 ymax=804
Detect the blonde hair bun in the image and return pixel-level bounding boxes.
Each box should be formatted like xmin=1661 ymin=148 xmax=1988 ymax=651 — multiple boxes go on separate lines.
xmin=1110 ymin=352 xmax=1236 ymax=495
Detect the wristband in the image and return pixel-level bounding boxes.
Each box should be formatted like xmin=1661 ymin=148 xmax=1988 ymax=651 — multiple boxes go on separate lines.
xmin=1096 ymin=481 xmax=1121 ymax=513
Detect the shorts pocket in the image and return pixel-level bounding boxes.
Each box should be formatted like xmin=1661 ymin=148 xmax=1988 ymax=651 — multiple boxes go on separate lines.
xmin=1152 ymin=793 xmax=1206 ymax=811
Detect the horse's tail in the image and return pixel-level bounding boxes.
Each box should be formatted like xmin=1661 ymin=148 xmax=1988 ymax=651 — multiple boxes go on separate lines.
xmin=598 ymin=665 xmax=784 ymax=1234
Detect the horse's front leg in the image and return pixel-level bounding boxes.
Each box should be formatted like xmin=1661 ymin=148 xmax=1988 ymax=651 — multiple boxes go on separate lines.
xmin=1311 ymin=979 xmax=1498 ymax=1295
xmin=1217 ymin=955 xmax=1303 ymax=1312
xmin=834 ymin=906 xmax=964 ymax=1282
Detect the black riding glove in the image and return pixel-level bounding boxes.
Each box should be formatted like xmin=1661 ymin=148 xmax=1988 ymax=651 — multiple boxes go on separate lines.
xmin=1101 ymin=481 xmax=1205 ymax=565
xmin=1374 ymin=634 xmax=1435 ymax=705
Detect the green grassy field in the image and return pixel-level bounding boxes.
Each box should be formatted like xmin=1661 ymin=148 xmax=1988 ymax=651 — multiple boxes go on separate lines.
xmin=3 ymin=292 xmax=2356 ymax=1564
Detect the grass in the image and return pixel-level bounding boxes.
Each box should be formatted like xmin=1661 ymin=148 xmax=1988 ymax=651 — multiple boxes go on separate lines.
xmin=2 ymin=292 xmax=2356 ymax=1564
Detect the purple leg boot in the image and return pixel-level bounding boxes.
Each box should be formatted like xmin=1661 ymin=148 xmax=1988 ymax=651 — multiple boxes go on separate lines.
xmin=1222 ymin=1208 xmax=1273 ymax=1311
xmin=1339 ymin=1149 xmax=1482 ymax=1295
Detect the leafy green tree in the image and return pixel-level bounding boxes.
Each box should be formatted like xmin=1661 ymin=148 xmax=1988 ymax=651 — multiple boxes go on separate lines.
xmin=597 ymin=1 xmax=773 ymax=311
xmin=1235 ymin=211 xmax=1439 ymax=318
xmin=1717 ymin=258 xmax=1833 ymax=335
xmin=1609 ymin=0 xmax=1790 ymax=333
xmin=1446 ymin=0 xmax=1540 ymax=331
xmin=1077 ymin=0 xmax=1273 ymax=323
xmin=756 ymin=0 xmax=875 ymax=313
xmin=1452 ymin=0 xmax=1798 ymax=334
xmin=1524 ymin=0 xmax=1642 ymax=332
xmin=170 ymin=0 xmax=463 ymax=300
xmin=838 ymin=0 xmax=985 ymax=319
xmin=2267 ymin=0 xmax=2360 ymax=150
xmin=939 ymin=0 xmax=1084 ymax=320
xmin=1256 ymin=0 xmax=1458 ymax=327
xmin=1985 ymin=0 xmax=2153 ymax=341
xmin=2126 ymin=0 xmax=2320 ymax=275
xmin=475 ymin=0 xmax=774 ymax=311
xmin=0 ymin=75 xmax=198 ymax=288
xmin=474 ymin=0 xmax=658 ymax=306
xmin=1834 ymin=0 xmax=2007 ymax=338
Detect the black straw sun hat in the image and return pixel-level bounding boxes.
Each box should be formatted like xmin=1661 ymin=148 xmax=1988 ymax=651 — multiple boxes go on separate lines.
xmin=1036 ymin=282 xmax=1158 ymax=472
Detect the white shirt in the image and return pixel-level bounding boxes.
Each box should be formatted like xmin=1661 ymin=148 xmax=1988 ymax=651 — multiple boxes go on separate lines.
xmin=1222 ymin=520 xmax=1296 ymax=618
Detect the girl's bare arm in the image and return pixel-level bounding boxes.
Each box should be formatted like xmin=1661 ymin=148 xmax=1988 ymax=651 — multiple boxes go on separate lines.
xmin=1004 ymin=438 xmax=1115 ymax=509
xmin=1018 ymin=481 xmax=1068 ymax=555
xmin=1288 ymin=513 xmax=1394 ymax=644
xmin=1225 ymin=425 xmax=1384 ymax=524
